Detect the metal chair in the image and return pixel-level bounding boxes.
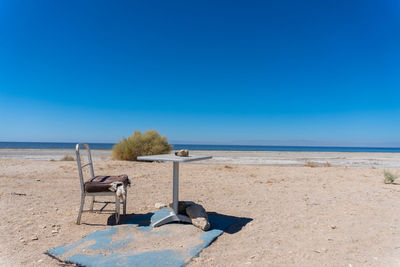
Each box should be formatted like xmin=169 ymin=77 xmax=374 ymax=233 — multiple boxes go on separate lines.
xmin=75 ymin=143 xmax=130 ymax=224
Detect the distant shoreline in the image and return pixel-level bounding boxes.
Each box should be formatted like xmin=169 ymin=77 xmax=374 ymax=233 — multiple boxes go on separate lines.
xmin=1 ymin=148 xmax=400 ymax=168
xmin=1 ymin=142 xmax=400 ymax=153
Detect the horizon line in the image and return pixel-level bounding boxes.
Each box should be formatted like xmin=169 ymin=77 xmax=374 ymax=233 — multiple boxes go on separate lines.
xmin=0 ymin=140 xmax=400 ymax=149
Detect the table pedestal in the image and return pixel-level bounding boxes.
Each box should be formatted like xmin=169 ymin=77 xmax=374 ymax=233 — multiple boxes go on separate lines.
xmin=152 ymin=162 xmax=192 ymax=227
xmin=152 ymin=211 xmax=192 ymax=227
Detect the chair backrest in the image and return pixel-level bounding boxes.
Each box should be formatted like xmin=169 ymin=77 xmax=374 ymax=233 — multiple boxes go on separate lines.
xmin=75 ymin=143 xmax=95 ymax=192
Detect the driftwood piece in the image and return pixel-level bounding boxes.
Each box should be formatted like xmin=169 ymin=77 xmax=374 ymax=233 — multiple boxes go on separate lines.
xmin=169 ymin=201 xmax=194 ymax=214
xmin=11 ymin=192 xmax=27 ymax=196
xmin=169 ymin=201 xmax=210 ymax=231
xmin=186 ymin=204 xmax=210 ymax=231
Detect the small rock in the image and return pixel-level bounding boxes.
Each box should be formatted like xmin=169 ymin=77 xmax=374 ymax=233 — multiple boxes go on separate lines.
xmin=52 ymin=229 xmax=58 ymax=234
xmin=155 ymin=202 xmax=166 ymax=209
xmin=36 ymin=179 xmax=40 ymax=182
xmin=31 ymin=235 xmax=38 ymax=241
xmin=37 ymin=259 xmax=43 ymax=263
xmin=330 ymin=225 xmax=337 ymax=229
xmin=55 ymin=208 xmax=59 ymax=211
xmin=175 ymin=150 xmax=189 ymax=157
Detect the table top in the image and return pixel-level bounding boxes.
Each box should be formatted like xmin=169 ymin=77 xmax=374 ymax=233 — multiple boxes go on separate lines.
xmin=137 ymin=153 xmax=212 ymax=163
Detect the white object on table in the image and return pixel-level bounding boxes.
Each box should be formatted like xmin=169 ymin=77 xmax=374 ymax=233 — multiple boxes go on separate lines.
xmin=137 ymin=153 xmax=212 ymax=227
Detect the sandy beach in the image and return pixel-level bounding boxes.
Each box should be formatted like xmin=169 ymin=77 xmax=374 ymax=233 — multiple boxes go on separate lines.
xmin=3 ymin=0 xmax=398 ymax=265
xmin=1 ymin=150 xmax=400 ymax=266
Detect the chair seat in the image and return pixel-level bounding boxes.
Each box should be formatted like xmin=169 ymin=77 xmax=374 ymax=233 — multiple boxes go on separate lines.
xmin=84 ymin=175 xmax=130 ymax=193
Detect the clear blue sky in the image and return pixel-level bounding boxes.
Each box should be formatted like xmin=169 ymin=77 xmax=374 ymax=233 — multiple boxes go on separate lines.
xmin=1 ymin=0 xmax=399 ymax=146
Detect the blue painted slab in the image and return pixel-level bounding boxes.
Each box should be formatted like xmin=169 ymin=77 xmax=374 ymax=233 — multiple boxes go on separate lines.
xmin=46 ymin=208 xmax=240 ymax=267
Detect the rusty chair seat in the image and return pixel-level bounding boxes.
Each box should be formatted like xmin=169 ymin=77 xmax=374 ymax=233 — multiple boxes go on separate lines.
xmin=85 ymin=175 xmax=130 ymax=193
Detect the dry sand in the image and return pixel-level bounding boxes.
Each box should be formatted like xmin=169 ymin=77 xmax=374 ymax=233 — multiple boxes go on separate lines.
xmin=1 ymin=150 xmax=400 ymax=266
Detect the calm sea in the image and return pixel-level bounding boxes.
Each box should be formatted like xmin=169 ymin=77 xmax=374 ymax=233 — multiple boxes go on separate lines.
xmin=0 ymin=142 xmax=399 ymax=153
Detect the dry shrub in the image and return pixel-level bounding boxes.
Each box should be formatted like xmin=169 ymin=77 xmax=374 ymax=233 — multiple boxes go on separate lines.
xmin=224 ymin=165 xmax=233 ymax=169
xmin=324 ymin=161 xmax=332 ymax=167
xmin=304 ymin=161 xmax=318 ymax=168
xmin=384 ymin=170 xmax=398 ymax=184
xmin=112 ymin=130 xmax=172 ymax=161
xmin=60 ymin=155 xmax=74 ymax=161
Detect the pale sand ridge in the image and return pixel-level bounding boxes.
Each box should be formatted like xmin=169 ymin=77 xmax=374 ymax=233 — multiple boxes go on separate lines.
xmin=1 ymin=149 xmax=400 ymax=168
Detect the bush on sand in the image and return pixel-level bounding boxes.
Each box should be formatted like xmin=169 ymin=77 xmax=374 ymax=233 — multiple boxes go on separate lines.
xmin=384 ymin=170 xmax=398 ymax=184
xmin=112 ymin=130 xmax=172 ymax=161
xmin=60 ymin=155 xmax=75 ymax=161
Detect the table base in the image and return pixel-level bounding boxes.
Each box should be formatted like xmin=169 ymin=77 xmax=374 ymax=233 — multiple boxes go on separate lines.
xmin=152 ymin=211 xmax=192 ymax=227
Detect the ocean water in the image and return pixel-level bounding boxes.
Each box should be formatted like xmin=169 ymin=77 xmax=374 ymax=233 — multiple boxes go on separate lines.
xmin=0 ymin=142 xmax=400 ymax=153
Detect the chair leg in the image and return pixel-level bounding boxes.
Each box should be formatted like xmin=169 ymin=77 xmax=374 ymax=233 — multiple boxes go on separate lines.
xmin=76 ymin=193 xmax=85 ymax=225
xmin=123 ymin=192 xmax=127 ymax=215
xmin=90 ymin=196 xmax=95 ymax=211
xmin=115 ymin=195 xmax=120 ymax=224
